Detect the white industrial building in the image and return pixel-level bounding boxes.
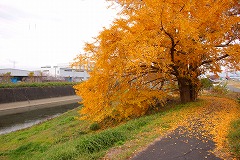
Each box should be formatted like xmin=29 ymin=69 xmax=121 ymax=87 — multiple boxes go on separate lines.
xmin=0 ymin=65 xmax=89 ymax=83
xmin=0 ymin=68 xmax=43 ymax=83
xmin=40 ymin=65 xmax=89 ymax=82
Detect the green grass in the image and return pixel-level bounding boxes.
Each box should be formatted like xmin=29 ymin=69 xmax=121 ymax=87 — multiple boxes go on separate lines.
xmin=0 ymin=82 xmax=78 ymax=88
xmin=0 ymin=99 xmax=201 ymax=160
xmin=228 ymin=119 xmax=240 ymax=158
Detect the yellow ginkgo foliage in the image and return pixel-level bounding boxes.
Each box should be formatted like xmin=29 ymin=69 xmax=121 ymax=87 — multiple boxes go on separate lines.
xmin=73 ymin=0 xmax=240 ymax=122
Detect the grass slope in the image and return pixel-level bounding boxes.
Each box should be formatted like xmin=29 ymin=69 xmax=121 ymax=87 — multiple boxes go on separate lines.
xmin=228 ymin=119 xmax=240 ymax=158
xmin=0 ymin=95 xmax=239 ymax=160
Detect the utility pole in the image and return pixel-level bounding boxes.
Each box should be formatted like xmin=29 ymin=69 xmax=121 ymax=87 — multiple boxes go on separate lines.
xmin=53 ymin=66 xmax=58 ymax=78
xmin=8 ymin=59 xmax=17 ymax=68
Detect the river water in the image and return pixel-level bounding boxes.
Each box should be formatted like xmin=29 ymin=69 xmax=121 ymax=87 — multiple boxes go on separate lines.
xmin=0 ymin=103 xmax=79 ymax=135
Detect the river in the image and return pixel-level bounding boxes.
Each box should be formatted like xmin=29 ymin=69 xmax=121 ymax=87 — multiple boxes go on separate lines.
xmin=0 ymin=103 xmax=79 ymax=135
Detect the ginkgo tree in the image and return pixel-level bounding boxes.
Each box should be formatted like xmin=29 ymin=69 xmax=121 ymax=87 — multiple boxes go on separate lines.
xmin=73 ymin=0 xmax=240 ymax=122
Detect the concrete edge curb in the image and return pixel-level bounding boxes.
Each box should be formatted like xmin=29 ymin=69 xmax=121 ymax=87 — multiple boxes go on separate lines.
xmin=0 ymin=96 xmax=81 ymax=116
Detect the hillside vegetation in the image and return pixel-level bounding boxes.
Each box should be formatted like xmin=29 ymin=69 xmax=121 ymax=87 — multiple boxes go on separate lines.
xmin=0 ymin=82 xmax=78 ymax=88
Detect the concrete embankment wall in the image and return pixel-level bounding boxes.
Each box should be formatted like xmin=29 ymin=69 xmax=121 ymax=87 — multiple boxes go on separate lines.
xmin=0 ymin=86 xmax=76 ymax=104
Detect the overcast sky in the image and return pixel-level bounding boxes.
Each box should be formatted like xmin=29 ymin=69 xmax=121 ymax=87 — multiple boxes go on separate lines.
xmin=0 ymin=0 xmax=118 ymax=70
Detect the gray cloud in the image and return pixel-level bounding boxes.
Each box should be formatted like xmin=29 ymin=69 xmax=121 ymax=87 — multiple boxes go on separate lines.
xmin=0 ymin=4 xmax=30 ymax=21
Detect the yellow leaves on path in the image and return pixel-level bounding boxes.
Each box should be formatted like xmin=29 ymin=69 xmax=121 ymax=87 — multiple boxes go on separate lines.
xmin=173 ymin=96 xmax=240 ymax=159
xmin=142 ymin=96 xmax=239 ymax=159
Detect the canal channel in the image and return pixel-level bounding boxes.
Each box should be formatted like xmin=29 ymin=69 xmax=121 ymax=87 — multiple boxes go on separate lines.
xmin=0 ymin=103 xmax=79 ymax=135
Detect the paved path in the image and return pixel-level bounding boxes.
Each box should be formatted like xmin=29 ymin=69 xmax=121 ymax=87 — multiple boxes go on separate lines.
xmin=131 ymin=127 xmax=221 ymax=160
xmin=0 ymin=95 xmax=81 ymax=116
xmin=227 ymin=85 xmax=240 ymax=93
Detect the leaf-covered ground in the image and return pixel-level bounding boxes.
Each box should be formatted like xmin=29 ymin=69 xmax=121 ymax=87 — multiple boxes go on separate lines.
xmin=181 ymin=96 xmax=239 ymax=159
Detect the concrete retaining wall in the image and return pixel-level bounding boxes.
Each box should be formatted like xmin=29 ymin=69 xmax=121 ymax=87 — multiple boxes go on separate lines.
xmin=0 ymin=86 xmax=76 ymax=104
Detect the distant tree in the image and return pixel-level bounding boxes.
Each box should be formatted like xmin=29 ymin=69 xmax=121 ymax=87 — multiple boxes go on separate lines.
xmin=28 ymin=72 xmax=34 ymax=83
xmin=38 ymin=71 xmax=43 ymax=82
xmin=74 ymin=0 xmax=240 ymax=122
xmin=2 ymin=72 xmax=11 ymax=83
xmin=200 ymin=78 xmax=213 ymax=90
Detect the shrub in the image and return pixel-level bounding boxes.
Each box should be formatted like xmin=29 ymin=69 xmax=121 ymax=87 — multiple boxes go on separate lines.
xmin=212 ymin=82 xmax=229 ymax=95
xmin=200 ymin=78 xmax=213 ymax=90
xmin=0 ymin=82 xmax=78 ymax=88
xmin=75 ymin=130 xmax=126 ymax=154
xmin=89 ymin=122 xmax=100 ymax=131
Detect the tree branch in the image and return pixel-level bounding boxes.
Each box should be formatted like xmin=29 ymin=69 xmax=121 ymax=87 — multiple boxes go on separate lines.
xmin=200 ymin=54 xmax=229 ymax=66
xmin=144 ymin=78 xmax=165 ymax=85
xmin=179 ymin=4 xmax=185 ymax=12
xmin=215 ymin=38 xmax=235 ymax=47
xmin=175 ymin=50 xmax=187 ymax=55
xmin=127 ymin=72 xmax=148 ymax=83
xmin=159 ymin=8 xmax=180 ymax=77
xmin=151 ymin=80 xmax=164 ymax=89
xmin=161 ymin=28 xmax=175 ymax=63
xmin=140 ymin=64 xmax=160 ymax=72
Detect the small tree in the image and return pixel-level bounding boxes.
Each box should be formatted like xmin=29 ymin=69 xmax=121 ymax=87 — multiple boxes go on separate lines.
xmin=37 ymin=71 xmax=43 ymax=82
xmin=201 ymin=78 xmax=213 ymax=90
xmin=28 ymin=72 xmax=34 ymax=83
xmin=2 ymin=72 xmax=11 ymax=83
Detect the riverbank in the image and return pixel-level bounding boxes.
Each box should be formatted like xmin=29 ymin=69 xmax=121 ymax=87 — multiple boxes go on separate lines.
xmin=0 ymin=95 xmax=239 ymax=160
xmin=227 ymin=80 xmax=240 ymax=92
xmin=0 ymin=85 xmax=76 ymax=104
xmin=0 ymin=95 xmax=81 ymax=116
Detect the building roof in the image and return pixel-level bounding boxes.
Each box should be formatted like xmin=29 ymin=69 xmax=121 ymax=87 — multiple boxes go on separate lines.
xmin=0 ymin=68 xmax=43 ymax=77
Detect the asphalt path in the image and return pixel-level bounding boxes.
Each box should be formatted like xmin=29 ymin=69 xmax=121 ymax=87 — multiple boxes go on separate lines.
xmin=131 ymin=83 xmax=238 ymax=160
xmin=131 ymin=127 xmax=222 ymax=160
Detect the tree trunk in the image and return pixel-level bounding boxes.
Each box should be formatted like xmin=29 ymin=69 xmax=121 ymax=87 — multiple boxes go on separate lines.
xmin=178 ymin=78 xmax=199 ymax=103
